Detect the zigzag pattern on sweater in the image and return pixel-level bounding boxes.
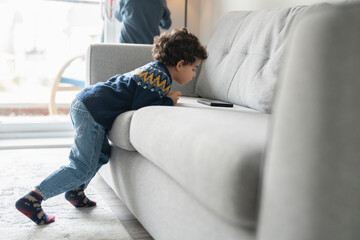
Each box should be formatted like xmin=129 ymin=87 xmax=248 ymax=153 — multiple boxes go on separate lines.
xmin=133 ymin=66 xmax=171 ymax=96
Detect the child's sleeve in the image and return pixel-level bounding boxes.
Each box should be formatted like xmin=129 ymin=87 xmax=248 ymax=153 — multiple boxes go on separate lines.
xmin=162 ymin=96 xmax=174 ymax=106
xmin=131 ymin=87 xmax=173 ymax=110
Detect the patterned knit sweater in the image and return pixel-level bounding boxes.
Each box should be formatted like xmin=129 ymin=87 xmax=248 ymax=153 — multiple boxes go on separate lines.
xmin=76 ymin=61 xmax=173 ymax=131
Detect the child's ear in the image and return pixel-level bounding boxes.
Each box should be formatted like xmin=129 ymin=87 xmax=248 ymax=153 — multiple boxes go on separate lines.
xmin=176 ymin=60 xmax=185 ymax=71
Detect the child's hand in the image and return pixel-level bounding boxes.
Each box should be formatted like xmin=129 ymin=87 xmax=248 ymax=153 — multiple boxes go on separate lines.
xmin=167 ymin=91 xmax=182 ymax=105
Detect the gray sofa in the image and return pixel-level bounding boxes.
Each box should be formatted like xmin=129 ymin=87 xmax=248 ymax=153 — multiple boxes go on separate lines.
xmin=88 ymin=2 xmax=360 ymax=240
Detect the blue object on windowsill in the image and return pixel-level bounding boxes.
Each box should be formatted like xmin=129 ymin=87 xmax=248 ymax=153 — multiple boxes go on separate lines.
xmin=60 ymin=77 xmax=85 ymax=88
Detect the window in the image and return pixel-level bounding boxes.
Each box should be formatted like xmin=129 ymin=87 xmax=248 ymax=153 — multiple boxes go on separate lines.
xmin=0 ymin=0 xmax=102 ymax=144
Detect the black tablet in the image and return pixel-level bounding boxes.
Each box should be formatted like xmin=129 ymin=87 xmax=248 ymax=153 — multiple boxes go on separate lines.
xmin=197 ymin=99 xmax=233 ymax=107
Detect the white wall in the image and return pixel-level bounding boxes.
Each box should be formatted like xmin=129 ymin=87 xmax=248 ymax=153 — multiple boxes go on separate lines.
xmin=167 ymin=0 xmax=201 ymax=38
xmin=196 ymin=0 xmax=345 ymax=44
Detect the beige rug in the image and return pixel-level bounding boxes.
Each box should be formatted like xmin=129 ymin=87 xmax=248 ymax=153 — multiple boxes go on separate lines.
xmin=0 ymin=148 xmax=133 ymax=240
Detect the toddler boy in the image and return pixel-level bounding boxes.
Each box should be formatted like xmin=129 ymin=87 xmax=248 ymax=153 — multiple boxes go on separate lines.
xmin=15 ymin=28 xmax=207 ymax=225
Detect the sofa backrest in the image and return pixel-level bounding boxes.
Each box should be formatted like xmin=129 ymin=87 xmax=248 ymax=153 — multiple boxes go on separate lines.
xmin=87 ymin=44 xmax=153 ymax=86
xmin=86 ymin=43 xmax=199 ymax=96
xmin=195 ymin=4 xmax=325 ymax=113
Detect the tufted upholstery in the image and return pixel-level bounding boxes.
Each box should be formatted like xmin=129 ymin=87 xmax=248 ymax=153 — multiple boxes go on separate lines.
xmin=195 ymin=5 xmax=325 ymax=113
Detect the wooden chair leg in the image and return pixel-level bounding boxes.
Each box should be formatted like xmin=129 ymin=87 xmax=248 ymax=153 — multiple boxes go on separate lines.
xmin=48 ymin=55 xmax=84 ymax=115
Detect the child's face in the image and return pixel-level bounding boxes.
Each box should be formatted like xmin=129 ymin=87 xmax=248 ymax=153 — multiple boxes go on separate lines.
xmin=174 ymin=58 xmax=202 ymax=86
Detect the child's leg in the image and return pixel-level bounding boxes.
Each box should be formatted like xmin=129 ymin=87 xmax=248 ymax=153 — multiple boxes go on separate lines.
xmin=35 ymin=100 xmax=108 ymax=199
xmin=65 ymin=135 xmax=111 ymax=208
xmin=15 ymin=100 xmax=108 ymax=224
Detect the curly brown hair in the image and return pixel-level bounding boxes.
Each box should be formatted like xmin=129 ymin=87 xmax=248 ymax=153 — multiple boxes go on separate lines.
xmin=152 ymin=28 xmax=207 ymax=67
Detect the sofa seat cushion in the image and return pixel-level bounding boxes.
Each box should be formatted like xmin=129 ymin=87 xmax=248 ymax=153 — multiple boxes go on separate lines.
xmin=130 ymin=102 xmax=269 ymax=227
xmin=108 ymin=110 xmax=136 ymax=151
xmin=108 ymin=97 xmax=258 ymax=151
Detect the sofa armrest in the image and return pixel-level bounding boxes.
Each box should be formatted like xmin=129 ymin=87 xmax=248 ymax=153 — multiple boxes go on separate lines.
xmin=86 ymin=43 xmax=153 ymax=85
xmin=258 ymin=3 xmax=360 ymax=240
xmin=86 ymin=43 xmax=198 ymax=96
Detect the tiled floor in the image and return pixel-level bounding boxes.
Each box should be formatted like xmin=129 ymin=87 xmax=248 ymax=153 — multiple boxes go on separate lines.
xmin=91 ymin=174 xmax=154 ymax=240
